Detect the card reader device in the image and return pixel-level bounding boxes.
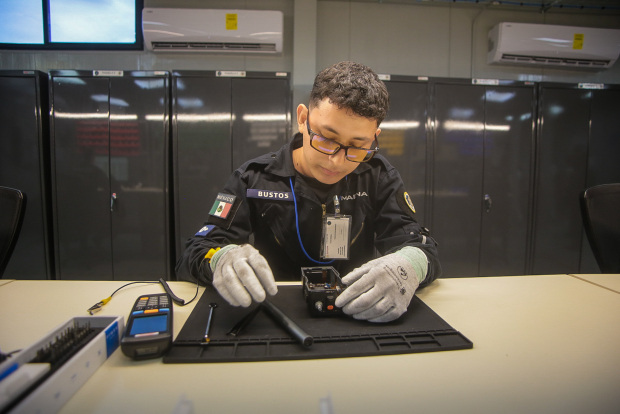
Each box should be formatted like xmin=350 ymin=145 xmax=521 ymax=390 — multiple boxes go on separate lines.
xmin=121 ymin=293 xmax=173 ymax=360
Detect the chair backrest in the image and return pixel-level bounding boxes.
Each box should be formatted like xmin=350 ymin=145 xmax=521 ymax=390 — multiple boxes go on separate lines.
xmin=580 ymin=183 xmax=620 ymax=274
xmin=0 ymin=186 xmax=27 ymax=278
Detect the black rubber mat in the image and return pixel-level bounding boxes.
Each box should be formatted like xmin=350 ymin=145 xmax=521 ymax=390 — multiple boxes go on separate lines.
xmin=163 ymin=285 xmax=473 ymax=363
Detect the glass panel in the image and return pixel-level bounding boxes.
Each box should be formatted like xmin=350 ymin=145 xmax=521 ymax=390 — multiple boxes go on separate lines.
xmin=0 ymin=0 xmax=44 ymax=44
xmin=50 ymin=0 xmax=136 ymax=43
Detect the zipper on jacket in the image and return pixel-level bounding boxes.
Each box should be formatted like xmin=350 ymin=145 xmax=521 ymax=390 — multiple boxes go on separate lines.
xmin=322 ymin=204 xmax=326 ymax=217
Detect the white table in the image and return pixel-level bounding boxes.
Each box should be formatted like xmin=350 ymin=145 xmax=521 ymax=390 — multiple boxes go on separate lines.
xmin=568 ymin=273 xmax=620 ymax=294
xmin=1 ymin=275 xmax=619 ymax=414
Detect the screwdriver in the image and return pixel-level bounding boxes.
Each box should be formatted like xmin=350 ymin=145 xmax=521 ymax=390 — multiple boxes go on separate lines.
xmin=203 ymin=302 xmax=218 ymax=344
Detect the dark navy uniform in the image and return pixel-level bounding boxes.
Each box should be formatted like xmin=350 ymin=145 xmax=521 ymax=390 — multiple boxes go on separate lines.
xmin=176 ymin=133 xmax=441 ymax=287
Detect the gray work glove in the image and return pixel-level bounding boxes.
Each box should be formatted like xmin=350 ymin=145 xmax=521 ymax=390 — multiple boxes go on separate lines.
xmin=209 ymin=244 xmax=277 ymax=307
xmin=334 ymin=246 xmax=428 ymax=323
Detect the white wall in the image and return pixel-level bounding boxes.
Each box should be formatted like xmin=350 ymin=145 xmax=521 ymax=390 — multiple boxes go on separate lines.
xmin=1 ymin=0 xmax=620 ymax=91
xmin=316 ymin=2 xmax=620 ymax=83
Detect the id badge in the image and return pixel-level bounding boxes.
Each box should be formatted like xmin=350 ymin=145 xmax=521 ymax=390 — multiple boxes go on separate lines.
xmin=320 ymin=196 xmax=351 ymax=260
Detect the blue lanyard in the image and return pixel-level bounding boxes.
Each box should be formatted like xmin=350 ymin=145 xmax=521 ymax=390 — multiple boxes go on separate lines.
xmin=289 ymin=177 xmax=335 ymax=265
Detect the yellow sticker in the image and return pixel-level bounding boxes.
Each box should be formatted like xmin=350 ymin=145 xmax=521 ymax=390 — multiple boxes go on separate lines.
xmin=226 ymin=14 xmax=238 ymax=30
xmin=404 ymin=192 xmax=416 ymax=214
xmin=573 ymin=33 xmax=584 ymax=50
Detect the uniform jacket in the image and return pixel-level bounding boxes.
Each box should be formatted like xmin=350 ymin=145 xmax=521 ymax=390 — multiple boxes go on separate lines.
xmin=176 ymin=133 xmax=441 ymax=287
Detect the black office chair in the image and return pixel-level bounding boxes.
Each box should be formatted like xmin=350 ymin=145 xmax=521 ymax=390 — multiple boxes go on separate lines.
xmin=0 ymin=186 xmax=27 ymax=278
xmin=580 ymin=183 xmax=620 ymax=274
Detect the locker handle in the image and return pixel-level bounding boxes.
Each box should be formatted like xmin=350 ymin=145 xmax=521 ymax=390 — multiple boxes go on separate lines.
xmin=111 ymin=193 xmax=117 ymax=211
xmin=484 ymin=194 xmax=492 ymax=212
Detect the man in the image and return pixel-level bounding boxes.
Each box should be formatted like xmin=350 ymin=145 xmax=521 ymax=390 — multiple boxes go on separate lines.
xmin=176 ymin=61 xmax=441 ymax=322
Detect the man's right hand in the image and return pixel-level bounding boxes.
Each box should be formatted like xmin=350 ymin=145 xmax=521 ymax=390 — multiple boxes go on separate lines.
xmin=210 ymin=244 xmax=277 ymax=307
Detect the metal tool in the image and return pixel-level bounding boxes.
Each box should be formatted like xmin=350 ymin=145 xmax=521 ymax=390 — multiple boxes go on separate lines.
xmin=202 ymin=302 xmax=218 ymax=344
xmin=262 ymin=300 xmax=314 ymax=348
xmin=227 ymin=304 xmax=262 ymax=337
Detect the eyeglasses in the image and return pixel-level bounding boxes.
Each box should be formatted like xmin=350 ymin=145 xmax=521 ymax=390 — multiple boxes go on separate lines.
xmin=306 ymin=115 xmax=379 ymax=163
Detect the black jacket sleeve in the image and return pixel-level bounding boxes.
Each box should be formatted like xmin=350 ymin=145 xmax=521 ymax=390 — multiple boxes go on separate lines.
xmin=372 ymin=167 xmax=442 ymax=288
xmin=175 ymin=168 xmax=254 ymax=285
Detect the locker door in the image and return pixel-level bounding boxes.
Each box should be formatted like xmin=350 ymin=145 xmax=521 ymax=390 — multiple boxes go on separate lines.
xmin=0 ymin=74 xmax=50 ymax=279
xmin=580 ymin=88 xmax=620 ymax=273
xmin=173 ymin=76 xmax=232 ymax=259
xmin=52 ymin=76 xmax=113 ymax=280
xmin=109 ymin=75 xmax=169 ymax=280
xmin=432 ymin=83 xmax=485 ymax=277
xmin=479 ymin=86 xmax=534 ymax=276
xmin=382 ymin=81 xmax=428 ymax=224
xmin=532 ymin=87 xmax=590 ymax=274
xmin=587 ymin=89 xmax=620 ymax=187
xmin=231 ymin=78 xmax=289 ymax=168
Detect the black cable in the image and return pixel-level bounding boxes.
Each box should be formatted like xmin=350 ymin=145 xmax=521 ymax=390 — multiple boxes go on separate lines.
xmin=87 ymin=279 xmax=200 ymax=314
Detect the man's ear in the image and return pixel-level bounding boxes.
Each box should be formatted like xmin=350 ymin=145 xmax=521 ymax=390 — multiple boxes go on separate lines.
xmin=375 ymin=127 xmax=381 ymax=138
xmin=296 ymin=104 xmax=308 ymax=134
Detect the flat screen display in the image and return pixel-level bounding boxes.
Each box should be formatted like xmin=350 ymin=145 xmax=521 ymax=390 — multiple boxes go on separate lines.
xmin=0 ymin=0 xmax=44 ymax=44
xmin=130 ymin=314 xmax=168 ymax=336
xmin=50 ymin=0 xmax=136 ymax=43
xmin=0 ymin=0 xmax=142 ymax=49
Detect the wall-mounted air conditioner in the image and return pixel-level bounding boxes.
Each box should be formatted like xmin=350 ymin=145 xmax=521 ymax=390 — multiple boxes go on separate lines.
xmin=142 ymin=8 xmax=283 ymax=54
xmin=488 ymin=22 xmax=620 ymax=69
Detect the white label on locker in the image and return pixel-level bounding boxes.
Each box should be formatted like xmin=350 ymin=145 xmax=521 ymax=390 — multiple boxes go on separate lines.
xmin=473 ymin=79 xmax=499 ymax=85
xmin=578 ymin=83 xmax=604 ymax=89
xmin=93 ymin=70 xmax=123 ymax=77
xmin=378 ymin=74 xmax=391 ymax=81
xmin=276 ymin=72 xmax=287 ymax=77
xmin=418 ymin=76 xmax=429 ymax=81
xmin=216 ymin=71 xmax=246 ymax=77
xmin=154 ymin=71 xmax=167 ymax=76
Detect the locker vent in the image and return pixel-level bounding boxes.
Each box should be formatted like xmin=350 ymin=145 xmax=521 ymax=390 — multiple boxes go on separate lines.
xmin=151 ymin=42 xmax=277 ymax=52
xmin=500 ymin=54 xmax=609 ymax=68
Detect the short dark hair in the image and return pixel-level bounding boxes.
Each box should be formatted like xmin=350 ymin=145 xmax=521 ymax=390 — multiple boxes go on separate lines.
xmin=309 ymin=61 xmax=390 ymax=125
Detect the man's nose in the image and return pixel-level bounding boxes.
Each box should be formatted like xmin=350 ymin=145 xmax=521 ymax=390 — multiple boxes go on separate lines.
xmin=328 ymin=149 xmax=347 ymax=165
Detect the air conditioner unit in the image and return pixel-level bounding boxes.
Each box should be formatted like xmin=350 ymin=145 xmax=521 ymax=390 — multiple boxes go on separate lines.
xmin=488 ymin=22 xmax=620 ymax=69
xmin=142 ymin=8 xmax=283 ymax=54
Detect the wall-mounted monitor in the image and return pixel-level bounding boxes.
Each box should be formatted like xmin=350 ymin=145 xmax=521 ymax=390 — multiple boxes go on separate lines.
xmin=0 ymin=0 xmax=143 ymax=50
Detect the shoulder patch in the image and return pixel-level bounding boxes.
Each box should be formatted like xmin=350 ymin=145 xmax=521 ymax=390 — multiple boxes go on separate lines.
xmin=404 ymin=192 xmax=416 ymax=214
xmin=207 ymin=195 xmax=242 ymax=230
xmin=209 ymin=193 xmax=236 ymax=219
xmin=195 ymin=224 xmax=215 ymax=237
xmin=396 ymin=190 xmax=417 ymax=222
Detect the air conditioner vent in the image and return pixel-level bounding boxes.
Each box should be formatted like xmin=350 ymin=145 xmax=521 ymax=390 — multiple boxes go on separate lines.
xmin=152 ymin=42 xmax=277 ymax=52
xmin=488 ymin=23 xmax=620 ymax=70
xmin=143 ymin=9 xmax=283 ymax=54
xmin=500 ymin=54 xmax=610 ymax=68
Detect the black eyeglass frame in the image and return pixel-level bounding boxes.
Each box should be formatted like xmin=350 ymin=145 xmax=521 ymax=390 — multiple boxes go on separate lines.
xmin=305 ymin=115 xmax=379 ymax=163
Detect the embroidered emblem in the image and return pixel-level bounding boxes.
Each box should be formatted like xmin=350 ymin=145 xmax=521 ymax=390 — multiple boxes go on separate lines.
xmin=209 ymin=193 xmax=236 ymax=219
xmin=195 ymin=224 xmax=215 ymax=237
xmin=404 ymin=192 xmax=416 ymax=214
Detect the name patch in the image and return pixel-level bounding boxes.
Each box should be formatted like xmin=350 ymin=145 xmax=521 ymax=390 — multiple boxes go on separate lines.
xmin=247 ymin=189 xmax=292 ymax=201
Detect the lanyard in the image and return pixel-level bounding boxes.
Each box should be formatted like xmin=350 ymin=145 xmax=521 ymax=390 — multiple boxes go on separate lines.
xmin=289 ymin=177 xmax=335 ymax=265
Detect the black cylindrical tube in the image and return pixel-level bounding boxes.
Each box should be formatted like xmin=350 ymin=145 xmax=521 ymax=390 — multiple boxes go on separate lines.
xmin=262 ymin=300 xmax=313 ymax=348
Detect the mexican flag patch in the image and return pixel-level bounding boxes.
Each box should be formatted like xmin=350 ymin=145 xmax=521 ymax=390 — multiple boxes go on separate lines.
xmin=209 ymin=193 xmax=236 ymax=219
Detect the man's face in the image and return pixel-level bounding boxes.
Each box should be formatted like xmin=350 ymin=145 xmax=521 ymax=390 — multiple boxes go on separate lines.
xmin=295 ymin=99 xmax=380 ymax=185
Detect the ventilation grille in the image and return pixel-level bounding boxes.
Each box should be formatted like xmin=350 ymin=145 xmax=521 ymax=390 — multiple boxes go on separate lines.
xmin=500 ymin=54 xmax=610 ymax=67
xmin=152 ymin=42 xmax=277 ymax=52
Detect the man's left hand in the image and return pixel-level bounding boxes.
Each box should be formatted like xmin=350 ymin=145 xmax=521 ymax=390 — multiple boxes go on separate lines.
xmin=335 ymin=248 xmax=427 ymax=322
